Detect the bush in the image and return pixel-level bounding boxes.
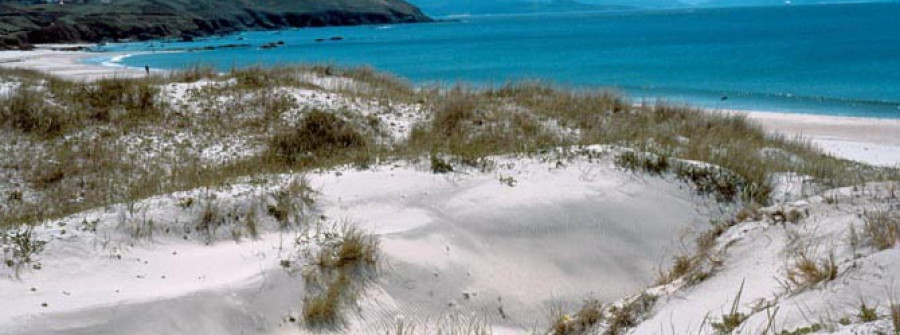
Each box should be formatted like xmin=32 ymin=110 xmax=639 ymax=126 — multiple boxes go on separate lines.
xmin=2 ymin=227 xmax=46 ymax=272
xmin=71 ymin=78 xmax=161 ymax=123
xmin=616 ymin=152 xmax=669 ymax=175
xmin=269 ymin=109 xmax=369 ymax=164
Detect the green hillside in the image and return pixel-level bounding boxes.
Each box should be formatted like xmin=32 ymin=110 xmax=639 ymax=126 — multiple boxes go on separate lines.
xmin=0 ymin=0 xmax=431 ymax=49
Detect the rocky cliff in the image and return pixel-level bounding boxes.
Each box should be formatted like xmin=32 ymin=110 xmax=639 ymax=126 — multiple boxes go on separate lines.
xmin=0 ymin=0 xmax=432 ymax=49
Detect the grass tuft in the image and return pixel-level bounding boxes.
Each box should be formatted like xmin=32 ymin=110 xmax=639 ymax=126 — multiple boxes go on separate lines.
xmin=711 ymin=280 xmax=748 ymax=334
xmin=786 ymin=249 xmax=838 ymax=291
xmin=862 ymin=209 xmax=900 ymax=250
xmin=302 ymin=223 xmax=379 ymax=329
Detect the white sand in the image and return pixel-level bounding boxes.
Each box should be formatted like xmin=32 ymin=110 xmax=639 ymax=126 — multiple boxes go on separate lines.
xmin=0 ymin=151 xmax=719 ymax=334
xmin=744 ymin=111 xmax=900 ymax=167
xmin=0 ymin=50 xmax=148 ymax=81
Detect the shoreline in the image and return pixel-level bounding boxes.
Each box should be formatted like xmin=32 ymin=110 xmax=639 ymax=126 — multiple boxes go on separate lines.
xmin=0 ymin=49 xmax=150 ymax=80
xmin=1 ymin=49 xmax=897 ymax=167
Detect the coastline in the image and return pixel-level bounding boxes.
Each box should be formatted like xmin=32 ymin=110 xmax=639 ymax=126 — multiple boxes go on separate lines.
xmin=1 ymin=50 xmax=897 ymax=167
xmin=0 ymin=49 xmax=149 ymax=81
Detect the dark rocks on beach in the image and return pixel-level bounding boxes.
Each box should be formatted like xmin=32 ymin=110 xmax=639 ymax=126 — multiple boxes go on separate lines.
xmin=260 ymin=41 xmax=285 ymax=49
xmin=315 ymin=36 xmax=345 ymax=42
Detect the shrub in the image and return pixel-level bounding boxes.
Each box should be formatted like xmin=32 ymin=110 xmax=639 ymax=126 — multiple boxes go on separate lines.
xmin=616 ymin=152 xmax=669 ymax=175
xmin=269 ymin=109 xmax=369 ymax=164
xmin=70 ymin=78 xmax=162 ymax=123
xmin=2 ymin=227 xmax=46 ymax=272
xmin=858 ymin=301 xmax=878 ymax=322
xmin=430 ymin=154 xmax=454 ymax=174
xmin=197 ymin=199 xmax=224 ymax=243
xmin=673 ymin=163 xmax=742 ymax=202
xmin=267 ymin=177 xmax=316 ymax=228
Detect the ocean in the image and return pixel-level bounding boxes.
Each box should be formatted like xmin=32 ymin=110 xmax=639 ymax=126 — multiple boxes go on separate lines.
xmin=93 ymin=2 xmax=900 ymax=118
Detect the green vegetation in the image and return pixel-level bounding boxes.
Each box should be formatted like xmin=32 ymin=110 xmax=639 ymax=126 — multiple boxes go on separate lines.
xmin=0 ymin=0 xmax=431 ymax=50
xmin=1 ymin=226 xmax=45 ymax=275
xmin=269 ymin=109 xmax=370 ymax=164
xmin=858 ymin=301 xmax=878 ymax=323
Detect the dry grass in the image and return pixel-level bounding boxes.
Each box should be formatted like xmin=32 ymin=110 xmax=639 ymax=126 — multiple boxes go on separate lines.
xmin=388 ymin=315 xmax=492 ymax=335
xmin=891 ymin=302 xmax=900 ymax=334
xmin=303 ymin=271 xmax=351 ymax=327
xmin=711 ymin=280 xmax=748 ymax=334
xmin=302 ymin=224 xmax=379 ymax=328
xmin=267 ymin=177 xmax=316 ymax=229
xmin=655 ymin=255 xmax=694 ymax=286
xmin=605 ymin=293 xmax=657 ymax=335
xmin=547 ymin=300 xmax=606 ymax=335
xmin=862 ymin=209 xmax=900 ymax=250
xmin=785 ymin=249 xmax=838 ymax=291
xmin=317 ymin=225 xmax=379 ymax=270
xmin=1 ymin=65 xmax=897 ymax=241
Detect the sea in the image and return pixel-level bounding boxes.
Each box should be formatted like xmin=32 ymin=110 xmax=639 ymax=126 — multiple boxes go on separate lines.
xmin=89 ymin=2 xmax=900 ymax=118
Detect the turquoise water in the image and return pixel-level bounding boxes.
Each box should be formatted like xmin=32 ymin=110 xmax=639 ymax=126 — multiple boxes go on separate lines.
xmin=96 ymin=3 xmax=900 ymax=118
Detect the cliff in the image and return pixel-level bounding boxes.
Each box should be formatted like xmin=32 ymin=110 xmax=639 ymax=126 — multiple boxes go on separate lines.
xmin=0 ymin=0 xmax=432 ymax=49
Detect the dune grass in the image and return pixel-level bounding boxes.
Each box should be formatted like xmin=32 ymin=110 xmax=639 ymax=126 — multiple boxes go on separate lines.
xmin=302 ymin=224 xmax=379 ymax=328
xmin=0 ymin=65 xmax=897 ymax=237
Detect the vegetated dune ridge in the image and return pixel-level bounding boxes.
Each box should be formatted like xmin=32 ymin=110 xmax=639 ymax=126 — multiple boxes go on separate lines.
xmin=0 ymin=0 xmax=432 ymax=50
xmin=0 ymin=65 xmax=898 ymax=334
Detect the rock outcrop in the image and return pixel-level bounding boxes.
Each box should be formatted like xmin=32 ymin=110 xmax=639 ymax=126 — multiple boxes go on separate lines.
xmin=0 ymin=0 xmax=432 ymax=49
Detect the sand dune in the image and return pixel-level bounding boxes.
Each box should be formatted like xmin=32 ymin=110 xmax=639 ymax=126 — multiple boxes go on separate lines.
xmin=0 ymin=150 xmax=720 ymax=334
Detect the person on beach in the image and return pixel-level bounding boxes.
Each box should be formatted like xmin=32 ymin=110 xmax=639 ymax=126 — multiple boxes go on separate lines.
xmin=145 ymin=65 xmax=150 ymax=75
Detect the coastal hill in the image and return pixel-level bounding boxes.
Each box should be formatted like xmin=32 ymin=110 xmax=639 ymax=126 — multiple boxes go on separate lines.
xmin=0 ymin=0 xmax=432 ymax=50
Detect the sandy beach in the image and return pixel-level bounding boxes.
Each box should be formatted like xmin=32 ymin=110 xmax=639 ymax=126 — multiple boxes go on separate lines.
xmin=0 ymin=49 xmax=147 ymax=81
xmin=745 ymin=111 xmax=900 ymax=167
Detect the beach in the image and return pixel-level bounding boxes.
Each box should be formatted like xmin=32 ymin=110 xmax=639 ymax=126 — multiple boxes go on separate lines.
xmin=0 ymin=49 xmax=147 ymax=81
xmin=1 ymin=48 xmax=899 ymax=334
xmin=746 ymin=111 xmax=900 ymax=167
